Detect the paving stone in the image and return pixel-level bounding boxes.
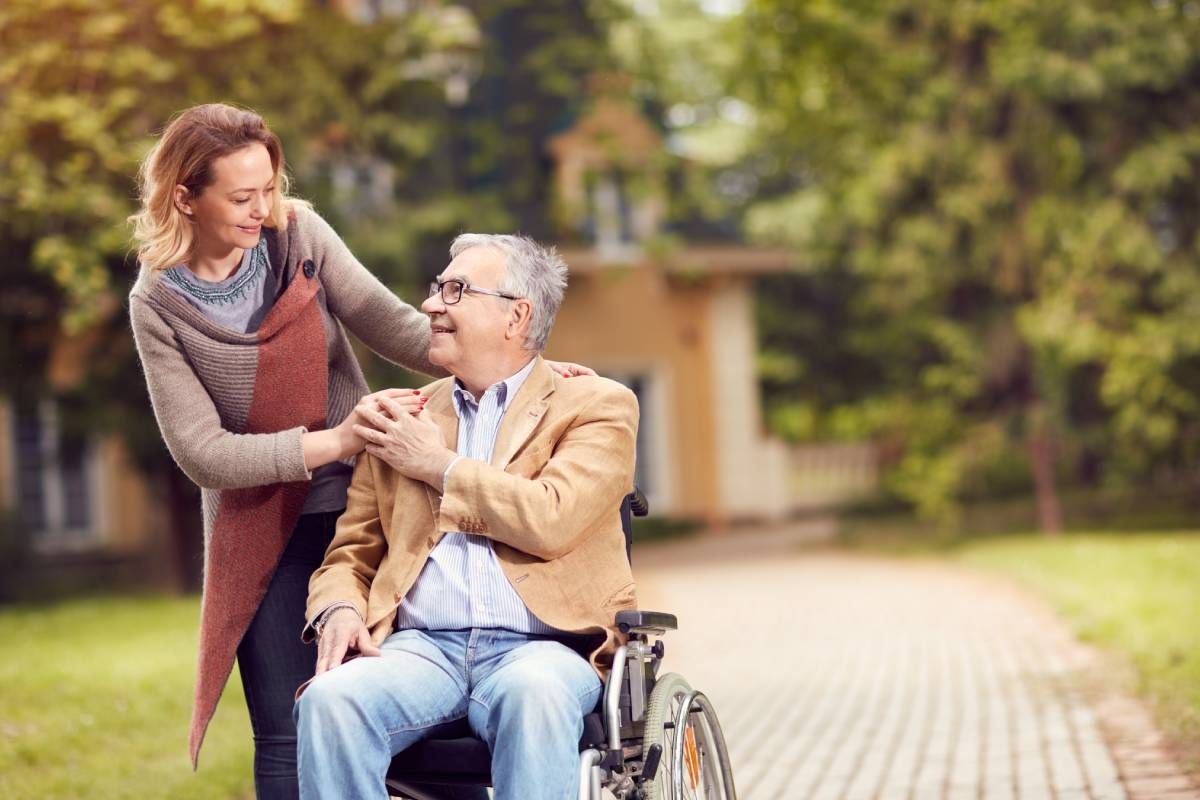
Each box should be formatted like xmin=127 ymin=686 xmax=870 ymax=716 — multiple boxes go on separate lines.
xmin=633 ymin=539 xmax=1197 ymax=799
xmin=1125 ymin=775 xmax=1198 ymax=796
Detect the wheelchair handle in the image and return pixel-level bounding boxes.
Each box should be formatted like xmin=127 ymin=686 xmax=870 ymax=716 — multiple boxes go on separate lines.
xmin=629 ymin=487 xmax=649 ymax=517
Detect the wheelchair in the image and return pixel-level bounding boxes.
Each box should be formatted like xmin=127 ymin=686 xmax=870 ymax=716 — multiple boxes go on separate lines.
xmin=385 ymin=489 xmax=737 ymax=800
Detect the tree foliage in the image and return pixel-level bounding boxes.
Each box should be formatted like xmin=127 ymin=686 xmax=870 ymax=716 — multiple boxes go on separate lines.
xmin=0 ymin=0 xmax=482 ymax=586
xmin=0 ymin=0 xmax=616 ymax=586
xmin=734 ymin=0 xmax=1200 ymax=524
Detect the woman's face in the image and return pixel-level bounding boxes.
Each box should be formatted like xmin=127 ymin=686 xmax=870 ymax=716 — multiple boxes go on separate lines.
xmin=177 ymin=143 xmax=275 ymax=255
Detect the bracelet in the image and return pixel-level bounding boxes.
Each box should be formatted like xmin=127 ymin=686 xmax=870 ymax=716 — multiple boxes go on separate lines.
xmin=313 ymin=603 xmax=357 ymax=638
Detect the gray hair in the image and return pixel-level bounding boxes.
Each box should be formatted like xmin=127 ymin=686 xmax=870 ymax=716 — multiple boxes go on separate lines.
xmin=449 ymin=233 xmax=569 ymax=351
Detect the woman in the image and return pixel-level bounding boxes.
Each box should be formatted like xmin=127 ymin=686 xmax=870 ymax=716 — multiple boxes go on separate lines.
xmin=128 ymin=103 xmax=587 ymax=798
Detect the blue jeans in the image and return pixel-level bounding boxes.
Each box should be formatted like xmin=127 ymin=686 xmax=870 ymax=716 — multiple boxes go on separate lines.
xmin=294 ymin=628 xmax=603 ymax=800
xmin=236 ymin=512 xmax=482 ymax=800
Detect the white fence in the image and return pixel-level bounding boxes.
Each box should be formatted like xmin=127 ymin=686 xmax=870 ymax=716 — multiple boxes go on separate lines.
xmin=788 ymin=442 xmax=880 ymax=511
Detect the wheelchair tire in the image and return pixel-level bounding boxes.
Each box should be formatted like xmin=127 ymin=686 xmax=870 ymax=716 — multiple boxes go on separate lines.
xmin=640 ymin=672 xmax=736 ymax=800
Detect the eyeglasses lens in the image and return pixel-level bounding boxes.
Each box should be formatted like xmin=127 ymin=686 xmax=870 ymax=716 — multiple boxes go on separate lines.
xmin=430 ymin=280 xmax=464 ymax=304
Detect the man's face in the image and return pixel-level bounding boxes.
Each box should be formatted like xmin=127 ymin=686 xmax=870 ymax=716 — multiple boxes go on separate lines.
xmin=421 ymin=246 xmax=514 ymax=376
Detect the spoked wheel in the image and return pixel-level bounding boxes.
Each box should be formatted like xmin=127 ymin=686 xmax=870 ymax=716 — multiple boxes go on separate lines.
xmin=640 ymin=673 xmax=736 ymax=800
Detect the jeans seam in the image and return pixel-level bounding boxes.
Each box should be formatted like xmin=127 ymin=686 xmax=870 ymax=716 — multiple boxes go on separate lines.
xmin=386 ymin=711 xmax=468 ymax=737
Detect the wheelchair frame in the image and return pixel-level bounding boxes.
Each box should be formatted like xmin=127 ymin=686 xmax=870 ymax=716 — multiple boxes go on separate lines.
xmin=386 ymin=490 xmax=736 ymax=800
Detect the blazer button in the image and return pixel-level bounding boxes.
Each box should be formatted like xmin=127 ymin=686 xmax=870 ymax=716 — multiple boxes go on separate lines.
xmin=302 ymin=259 xmax=316 ymax=278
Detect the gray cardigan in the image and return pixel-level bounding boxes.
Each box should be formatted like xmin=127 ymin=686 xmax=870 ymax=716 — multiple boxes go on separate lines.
xmin=129 ymin=204 xmax=436 ymax=536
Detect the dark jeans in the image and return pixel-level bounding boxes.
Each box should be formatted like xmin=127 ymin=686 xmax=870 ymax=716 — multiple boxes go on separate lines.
xmin=236 ymin=511 xmax=487 ymax=800
xmin=237 ymin=510 xmax=339 ymax=800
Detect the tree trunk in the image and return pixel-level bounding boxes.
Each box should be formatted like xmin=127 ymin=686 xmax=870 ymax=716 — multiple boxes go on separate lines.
xmin=1025 ymin=425 xmax=1063 ymax=536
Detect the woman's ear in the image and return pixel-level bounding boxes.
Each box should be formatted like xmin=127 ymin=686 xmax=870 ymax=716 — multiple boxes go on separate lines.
xmin=174 ymin=185 xmax=194 ymax=218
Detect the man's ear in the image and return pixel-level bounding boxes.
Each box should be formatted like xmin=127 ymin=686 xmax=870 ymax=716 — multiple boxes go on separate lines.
xmin=174 ymin=185 xmax=194 ymax=218
xmin=506 ymin=299 xmax=533 ymax=341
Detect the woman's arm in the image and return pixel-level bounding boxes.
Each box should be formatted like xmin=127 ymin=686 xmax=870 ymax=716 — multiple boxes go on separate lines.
xmin=299 ymin=206 xmax=444 ymax=377
xmin=130 ymin=296 xmax=360 ymax=489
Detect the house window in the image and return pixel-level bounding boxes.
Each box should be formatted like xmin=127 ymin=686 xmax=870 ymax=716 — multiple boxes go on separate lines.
xmin=583 ymin=169 xmax=635 ymax=252
xmin=10 ymin=400 xmax=99 ymax=547
xmin=604 ymin=370 xmax=672 ymax=513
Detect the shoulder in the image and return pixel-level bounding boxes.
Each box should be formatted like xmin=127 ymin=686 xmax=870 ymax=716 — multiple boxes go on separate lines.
xmin=127 ymin=286 xmax=162 ymax=328
xmin=286 ymin=202 xmax=340 ymax=245
xmin=286 ymin=200 xmax=322 ymax=231
xmin=551 ymin=372 xmax=638 ymax=416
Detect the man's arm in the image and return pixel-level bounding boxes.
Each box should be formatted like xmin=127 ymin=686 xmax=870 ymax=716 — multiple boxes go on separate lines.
xmin=303 ymin=453 xmax=388 ymax=660
xmin=438 ymin=384 xmax=638 ymax=560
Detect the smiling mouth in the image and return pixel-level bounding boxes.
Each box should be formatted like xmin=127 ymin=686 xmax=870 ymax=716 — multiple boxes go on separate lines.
xmin=238 ymin=224 xmax=261 ymax=233
xmin=431 ymin=324 xmax=456 ymax=335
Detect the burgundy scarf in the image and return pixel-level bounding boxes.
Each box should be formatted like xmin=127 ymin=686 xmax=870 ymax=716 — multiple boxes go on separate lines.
xmin=188 ymin=259 xmax=328 ymax=767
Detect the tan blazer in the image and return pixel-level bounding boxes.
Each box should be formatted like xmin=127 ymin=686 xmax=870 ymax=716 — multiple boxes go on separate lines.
xmin=305 ymin=357 xmax=640 ymax=675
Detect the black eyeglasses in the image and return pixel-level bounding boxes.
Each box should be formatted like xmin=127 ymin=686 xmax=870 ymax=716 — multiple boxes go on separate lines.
xmin=428 ymin=278 xmax=519 ymax=305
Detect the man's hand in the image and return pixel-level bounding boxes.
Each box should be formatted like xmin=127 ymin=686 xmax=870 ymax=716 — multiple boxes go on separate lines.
xmin=315 ymin=607 xmax=380 ymax=676
xmin=354 ymin=396 xmax=455 ymax=487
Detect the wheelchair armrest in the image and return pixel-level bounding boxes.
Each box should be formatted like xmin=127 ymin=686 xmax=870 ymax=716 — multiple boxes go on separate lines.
xmin=615 ymin=609 xmax=677 ymax=636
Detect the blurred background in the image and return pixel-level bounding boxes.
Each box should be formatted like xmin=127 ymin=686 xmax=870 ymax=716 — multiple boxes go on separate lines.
xmin=1 ymin=0 xmax=1198 ymax=797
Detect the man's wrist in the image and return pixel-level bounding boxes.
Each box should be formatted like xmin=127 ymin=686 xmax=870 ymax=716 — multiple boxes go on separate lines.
xmin=312 ymin=603 xmax=360 ymax=638
xmin=427 ymin=448 xmax=458 ymax=488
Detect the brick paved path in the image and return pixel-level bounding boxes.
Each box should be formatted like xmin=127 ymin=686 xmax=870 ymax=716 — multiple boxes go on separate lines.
xmin=633 ymin=526 xmax=1198 ymax=800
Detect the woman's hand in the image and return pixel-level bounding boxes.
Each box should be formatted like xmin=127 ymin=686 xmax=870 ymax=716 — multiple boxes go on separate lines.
xmin=545 ymin=360 xmax=596 ymax=378
xmin=335 ymin=388 xmax=425 ymax=456
xmin=303 ymin=388 xmax=425 ymax=470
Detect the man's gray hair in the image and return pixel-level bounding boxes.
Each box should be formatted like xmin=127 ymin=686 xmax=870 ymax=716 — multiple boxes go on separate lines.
xmin=449 ymin=233 xmax=569 ymax=351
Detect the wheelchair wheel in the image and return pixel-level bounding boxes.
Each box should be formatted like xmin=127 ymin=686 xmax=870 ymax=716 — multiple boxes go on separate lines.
xmin=640 ymin=673 xmax=736 ymax=800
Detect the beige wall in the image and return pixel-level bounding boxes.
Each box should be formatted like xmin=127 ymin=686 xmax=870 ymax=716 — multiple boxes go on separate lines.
xmin=706 ymin=280 xmax=790 ymax=519
xmin=546 ymin=266 xmax=721 ymax=520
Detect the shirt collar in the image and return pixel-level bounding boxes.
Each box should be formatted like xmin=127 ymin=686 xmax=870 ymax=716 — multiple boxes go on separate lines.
xmin=452 ymin=357 xmax=537 ymax=417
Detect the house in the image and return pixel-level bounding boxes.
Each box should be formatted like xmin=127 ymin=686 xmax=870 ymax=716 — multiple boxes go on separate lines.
xmin=541 ymin=80 xmax=797 ymax=523
xmin=0 ymin=342 xmax=172 ymax=595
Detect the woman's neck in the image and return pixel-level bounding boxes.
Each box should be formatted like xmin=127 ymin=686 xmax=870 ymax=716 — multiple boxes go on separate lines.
xmin=188 ymin=240 xmax=243 ymax=282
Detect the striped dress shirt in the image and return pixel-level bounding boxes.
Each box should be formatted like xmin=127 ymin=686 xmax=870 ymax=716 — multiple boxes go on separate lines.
xmin=394 ymin=357 xmax=559 ymax=634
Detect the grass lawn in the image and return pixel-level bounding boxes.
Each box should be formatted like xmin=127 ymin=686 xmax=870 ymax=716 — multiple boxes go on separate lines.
xmin=952 ymin=533 xmax=1200 ymax=764
xmin=0 ymin=595 xmax=254 ymax=799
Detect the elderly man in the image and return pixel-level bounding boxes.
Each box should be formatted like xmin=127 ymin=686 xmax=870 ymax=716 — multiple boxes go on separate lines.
xmin=293 ymin=234 xmax=639 ymax=800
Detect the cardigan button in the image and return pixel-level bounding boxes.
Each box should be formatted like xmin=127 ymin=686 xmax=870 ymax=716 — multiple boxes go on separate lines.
xmin=302 ymin=259 xmax=315 ymax=278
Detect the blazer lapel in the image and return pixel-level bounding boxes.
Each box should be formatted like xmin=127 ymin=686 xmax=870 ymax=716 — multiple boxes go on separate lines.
xmin=491 ymin=357 xmax=555 ymax=468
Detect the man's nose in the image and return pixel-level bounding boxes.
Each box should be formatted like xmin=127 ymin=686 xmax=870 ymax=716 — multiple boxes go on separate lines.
xmin=421 ymin=292 xmax=443 ymax=314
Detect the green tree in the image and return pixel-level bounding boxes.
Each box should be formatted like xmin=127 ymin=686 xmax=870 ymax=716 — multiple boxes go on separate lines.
xmin=735 ymin=0 xmax=1200 ymax=530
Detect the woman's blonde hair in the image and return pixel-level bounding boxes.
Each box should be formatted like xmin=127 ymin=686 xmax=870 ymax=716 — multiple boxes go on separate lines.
xmin=130 ymin=103 xmax=306 ymax=271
